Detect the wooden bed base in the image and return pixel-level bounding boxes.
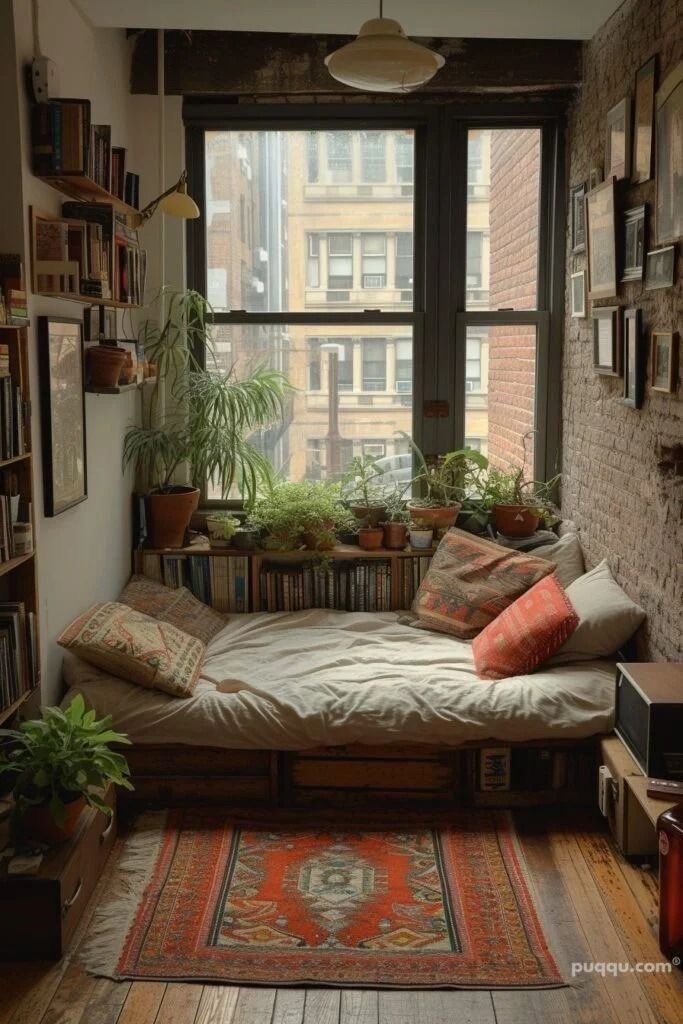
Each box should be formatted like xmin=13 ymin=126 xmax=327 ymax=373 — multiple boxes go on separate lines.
xmin=122 ymin=737 xmax=600 ymax=811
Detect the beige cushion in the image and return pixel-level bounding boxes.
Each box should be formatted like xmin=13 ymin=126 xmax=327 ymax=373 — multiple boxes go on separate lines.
xmin=119 ymin=575 xmax=226 ymax=646
xmin=532 ymin=533 xmax=585 ymax=590
xmin=549 ymin=560 xmax=645 ymax=663
xmin=58 ymin=602 xmax=205 ymax=698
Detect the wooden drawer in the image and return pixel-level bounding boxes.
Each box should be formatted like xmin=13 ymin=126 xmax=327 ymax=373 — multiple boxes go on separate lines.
xmin=126 ymin=745 xmax=273 ymax=778
xmin=127 ymin=775 xmax=273 ymax=805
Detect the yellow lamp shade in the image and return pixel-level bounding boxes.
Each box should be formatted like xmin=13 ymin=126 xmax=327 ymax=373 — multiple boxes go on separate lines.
xmin=159 ymin=186 xmax=200 ymax=220
xmin=325 ymin=18 xmax=445 ymax=93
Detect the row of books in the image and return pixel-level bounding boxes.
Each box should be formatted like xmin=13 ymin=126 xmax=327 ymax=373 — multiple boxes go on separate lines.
xmin=0 ymin=364 xmax=26 ymax=461
xmin=140 ymin=553 xmax=250 ymax=614
xmin=259 ymin=559 xmax=393 ymax=613
xmin=0 ymin=602 xmax=38 ymax=714
xmin=0 ymin=254 xmax=28 ymax=325
xmin=397 ymin=555 xmax=432 ymax=607
xmin=477 ymin=746 xmax=595 ymax=792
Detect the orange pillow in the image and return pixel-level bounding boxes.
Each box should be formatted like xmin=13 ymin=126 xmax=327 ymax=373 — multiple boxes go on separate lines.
xmin=472 ymin=574 xmax=579 ymax=680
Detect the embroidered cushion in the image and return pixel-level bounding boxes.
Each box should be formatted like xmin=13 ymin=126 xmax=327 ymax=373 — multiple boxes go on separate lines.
xmin=472 ymin=574 xmax=580 ymax=679
xmin=119 ymin=575 xmax=226 ymax=646
xmin=57 ymin=602 xmax=204 ymax=698
xmin=410 ymin=529 xmax=555 ymax=639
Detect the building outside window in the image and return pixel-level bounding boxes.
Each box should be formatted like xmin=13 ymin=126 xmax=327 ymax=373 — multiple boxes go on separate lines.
xmin=360 ymin=131 xmax=386 ymax=182
xmin=327 ymin=132 xmax=352 ymax=183
xmin=361 ymin=234 xmax=387 ymax=288
xmin=395 ymin=338 xmax=413 ymax=393
xmin=466 ymin=231 xmax=484 ymax=289
xmin=308 ymin=338 xmax=354 ymax=391
xmin=306 ymin=233 xmax=320 ymax=287
xmin=327 ymin=234 xmax=353 ymax=288
xmin=362 ymin=339 xmax=387 ymax=391
xmin=465 ymin=336 xmax=483 ymax=391
xmin=395 ymin=233 xmax=413 ymax=289
xmin=306 ymin=133 xmax=319 ymax=182
xmin=395 ymin=133 xmax=414 ymax=183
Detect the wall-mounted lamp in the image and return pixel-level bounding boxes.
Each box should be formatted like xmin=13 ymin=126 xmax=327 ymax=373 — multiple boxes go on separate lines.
xmin=131 ymin=170 xmax=200 ymax=228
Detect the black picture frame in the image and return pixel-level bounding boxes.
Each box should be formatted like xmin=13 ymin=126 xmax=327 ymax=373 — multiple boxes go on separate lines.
xmin=633 ymin=55 xmax=657 ymax=184
xmin=38 ymin=316 xmax=87 ymax=517
xmin=570 ymin=182 xmax=587 ymax=253
xmin=644 ymin=245 xmax=676 ymax=289
xmin=621 ymin=205 xmax=647 ymax=283
xmin=592 ymin=306 xmax=621 ymax=376
xmin=622 ymin=308 xmax=644 ymax=408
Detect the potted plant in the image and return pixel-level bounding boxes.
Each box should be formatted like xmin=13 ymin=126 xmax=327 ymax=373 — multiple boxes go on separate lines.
xmin=0 ymin=695 xmax=133 ymax=845
xmin=86 ymin=343 xmax=128 ymax=388
xmin=409 ymin=518 xmax=434 ymax=549
xmin=123 ymin=290 xmax=290 ymax=549
xmin=401 ymin=433 xmax=488 ymax=531
xmin=342 ymin=455 xmax=388 ymax=527
xmin=206 ymin=512 xmax=240 ymax=548
xmin=381 ymin=488 xmax=410 ymax=549
xmin=357 ymin=523 xmax=384 ymax=550
xmin=232 ymin=524 xmax=261 ymax=550
xmin=247 ymin=481 xmax=355 ymax=552
xmin=489 ymin=466 xmax=561 ymax=538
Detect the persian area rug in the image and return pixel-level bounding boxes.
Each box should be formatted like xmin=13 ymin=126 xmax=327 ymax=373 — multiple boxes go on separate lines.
xmin=81 ymin=809 xmax=563 ymax=989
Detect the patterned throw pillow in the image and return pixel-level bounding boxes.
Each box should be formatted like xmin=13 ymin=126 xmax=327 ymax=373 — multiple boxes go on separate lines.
xmin=410 ymin=529 xmax=555 ymax=639
xmin=119 ymin=575 xmax=226 ymax=646
xmin=57 ymin=602 xmax=205 ymax=698
xmin=472 ymin=574 xmax=580 ymax=679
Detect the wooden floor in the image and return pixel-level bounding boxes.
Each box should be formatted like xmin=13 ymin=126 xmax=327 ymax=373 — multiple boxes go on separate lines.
xmin=0 ymin=809 xmax=681 ymax=1024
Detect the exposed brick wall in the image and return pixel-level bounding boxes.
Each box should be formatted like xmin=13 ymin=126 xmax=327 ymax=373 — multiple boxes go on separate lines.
xmin=564 ymin=0 xmax=683 ymax=660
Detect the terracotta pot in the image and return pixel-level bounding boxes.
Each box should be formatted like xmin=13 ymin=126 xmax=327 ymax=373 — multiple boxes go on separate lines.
xmin=119 ymin=352 xmax=136 ymax=385
xmin=493 ymin=504 xmax=540 ymax=538
xmin=407 ymin=503 xmax=461 ymax=530
xmin=357 ymin=526 xmax=384 ymax=551
xmin=349 ymin=503 xmax=387 ymax=528
xmin=86 ymin=345 xmax=127 ymax=388
xmin=20 ymin=795 xmax=86 ymax=845
xmin=147 ymin=487 xmax=200 ymax=548
xmin=302 ymin=526 xmax=336 ymax=551
xmin=383 ymin=521 xmax=408 ymax=550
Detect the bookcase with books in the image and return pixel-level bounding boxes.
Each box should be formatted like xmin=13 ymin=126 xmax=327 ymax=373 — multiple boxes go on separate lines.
xmin=0 ymin=323 xmax=40 ymax=726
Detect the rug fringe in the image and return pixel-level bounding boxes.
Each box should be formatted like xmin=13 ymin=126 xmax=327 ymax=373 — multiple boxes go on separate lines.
xmin=79 ymin=810 xmax=168 ymax=980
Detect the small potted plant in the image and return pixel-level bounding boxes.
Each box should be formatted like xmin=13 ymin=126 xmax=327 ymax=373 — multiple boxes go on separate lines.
xmin=0 ymin=695 xmax=133 ymax=845
xmin=487 ymin=434 xmax=561 ymax=538
xmin=247 ymin=481 xmax=354 ymax=552
xmin=206 ymin=512 xmax=240 ymax=548
xmin=400 ymin=433 xmax=488 ymax=531
xmin=409 ymin=518 xmax=434 ymax=549
xmin=232 ymin=524 xmax=261 ymax=550
xmin=381 ymin=489 xmax=410 ymax=550
xmin=342 ymin=455 xmax=388 ymax=528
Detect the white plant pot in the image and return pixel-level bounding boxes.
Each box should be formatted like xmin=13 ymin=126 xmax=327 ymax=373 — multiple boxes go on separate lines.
xmin=409 ymin=529 xmax=434 ymax=549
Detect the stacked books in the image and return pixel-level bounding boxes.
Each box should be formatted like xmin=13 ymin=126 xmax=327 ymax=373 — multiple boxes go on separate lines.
xmin=60 ymin=202 xmax=114 ymax=299
xmin=32 ymin=98 xmax=91 ymax=175
xmin=89 ymin=124 xmax=111 ymax=190
xmin=0 ymin=602 xmax=38 ymax=713
xmin=111 ymin=147 xmax=126 ymax=200
xmin=114 ymin=215 xmax=146 ymax=304
xmin=259 ymin=559 xmax=392 ymax=613
xmin=0 ymin=255 xmax=28 ymax=325
xmin=398 ymin=555 xmax=433 ymax=608
xmin=0 ymin=472 xmax=31 ymax=564
xmin=0 ymin=362 xmax=25 ymax=462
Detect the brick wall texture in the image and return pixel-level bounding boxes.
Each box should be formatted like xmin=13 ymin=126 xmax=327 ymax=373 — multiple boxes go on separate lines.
xmin=564 ymin=0 xmax=683 ymax=659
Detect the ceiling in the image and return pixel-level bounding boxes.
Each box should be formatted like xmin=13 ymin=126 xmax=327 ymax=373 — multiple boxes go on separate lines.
xmin=74 ymin=0 xmax=623 ymax=40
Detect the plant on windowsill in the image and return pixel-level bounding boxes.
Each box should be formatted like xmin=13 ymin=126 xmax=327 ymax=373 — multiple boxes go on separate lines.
xmin=205 ymin=511 xmax=241 ymax=548
xmin=381 ymin=487 xmax=411 ymax=550
xmin=122 ymin=289 xmax=291 ymax=549
xmin=246 ymin=481 xmax=356 ymax=552
xmin=408 ymin=518 xmax=434 ymax=549
xmin=399 ymin=433 xmax=488 ymax=532
xmin=342 ymin=454 xmax=388 ymax=527
xmin=480 ymin=434 xmax=561 ymax=538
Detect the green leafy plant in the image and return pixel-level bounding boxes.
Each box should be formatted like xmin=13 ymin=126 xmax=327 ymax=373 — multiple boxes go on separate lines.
xmin=0 ymin=695 xmax=133 ymax=824
xmin=474 ymin=435 xmax=561 ymax=526
xmin=342 ymin=455 xmax=387 ymax=523
xmin=206 ymin=512 xmax=240 ymax=542
xmin=247 ymin=481 xmax=355 ymax=551
xmin=382 ymin=487 xmax=410 ymax=524
xmin=399 ymin=433 xmax=488 ymax=508
xmin=122 ymin=289 xmax=292 ymax=502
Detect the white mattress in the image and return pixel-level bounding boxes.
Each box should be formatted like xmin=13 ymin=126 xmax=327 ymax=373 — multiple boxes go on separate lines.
xmin=61 ymin=610 xmax=616 ymax=749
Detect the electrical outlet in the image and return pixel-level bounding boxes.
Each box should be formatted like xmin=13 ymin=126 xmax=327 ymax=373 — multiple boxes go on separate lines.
xmin=31 ymin=56 xmax=59 ymax=103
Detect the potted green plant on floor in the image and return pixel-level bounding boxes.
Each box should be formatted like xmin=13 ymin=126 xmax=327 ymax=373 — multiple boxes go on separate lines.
xmin=342 ymin=454 xmax=388 ymax=529
xmin=400 ymin=434 xmax=488 ymax=531
xmin=123 ymin=290 xmax=290 ymax=549
xmin=0 ymin=695 xmax=133 ymax=845
xmin=247 ymin=481 xmax=355 ymax=552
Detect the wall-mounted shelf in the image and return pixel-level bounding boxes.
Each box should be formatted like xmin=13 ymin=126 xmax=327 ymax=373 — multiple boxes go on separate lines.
xmin=35 ymin=291 xmax=142 ymax=310
xmin=0 ymin=322 xmax=29 ymax=331
xmin=0 ymin=687 xmax=33 ymax=727
xmin=0 ymin=552 xmax=35 ymax=580
xmin=0 ymin=453 xmax=31 ymax=472
xmin=35 ymin=173 xmax=139 ymax=220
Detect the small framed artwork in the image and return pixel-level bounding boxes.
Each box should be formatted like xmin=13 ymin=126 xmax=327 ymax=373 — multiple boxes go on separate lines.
xmin=571 ymin=270 xmax=587 ymax=318
xmin=621 ymin=205 xmax=647 ymax=282
xmin=38 ymin=316 xmax=87 ymax=517
xmin=622 ymin=308 xmax=644 ymax=408
xmin=644 ymin=245 xmax=676 ymax=289
xmin=650 ymin=331 xmax=678 ymax=393
xmin=656 ymin=61 xmax=683 ymax=244
xmin=570 ymin=182 xmax=587 ymax=253
xmin=586 ymin=178 xmax=618 ymax=299
xmin=605 ymin=98 xmax=632 ymax=181
xmin=592 ymin=306 xmax=621 ymax=375
xmin=633 ymin=55 xmax=657 ymax=183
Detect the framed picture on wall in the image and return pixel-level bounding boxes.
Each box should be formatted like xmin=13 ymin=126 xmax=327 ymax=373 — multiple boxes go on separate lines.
xmin=656 ymin=61 xmax=683 ymax=244
xmin=621 ymin=205 xmax=647 ymax=282
xmin=586 ymin=178 xmax=618 ymax=299
xmin=644 ymin=245 xmax=676 ymax=289
xmin=570 ymin=182 xmax=587 ymax=253
xmin=592 ymin=306 xmax=621 ymax=375
xmin=605 ymin=98 xmax=632 ymax=181
xmin=622 ymin=308 xmax=644 ymax=408
xmin=38 ymin=316 xmax=87 ymax=517
xmin=633 ymin=55 xmax=657 ymax=183
xmin=650 ymin=331 xmax=678 ymax=393
xmin=571 ymin=270 xmax=587 ymax=317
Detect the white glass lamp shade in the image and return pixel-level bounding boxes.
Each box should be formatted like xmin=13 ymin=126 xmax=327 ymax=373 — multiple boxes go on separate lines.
xmin=325 ymin=18 xmax=445 ymax=93
xmin=159 ymin=183 xmax=200 ymax=219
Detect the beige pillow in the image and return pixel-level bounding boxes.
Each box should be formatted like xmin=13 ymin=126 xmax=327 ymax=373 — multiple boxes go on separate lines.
xmin=119 ymin=575 xmax=226 ymax=646
xmin=58 ymin=602 xmax=205 ymax=698
xmin=549 ymin=560 xmax=645 ymax=663
xmin=532 ymin=533 xmax=585 ymax=590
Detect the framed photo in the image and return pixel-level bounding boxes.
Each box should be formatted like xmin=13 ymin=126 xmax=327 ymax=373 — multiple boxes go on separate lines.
xmin=633 ymin=56 xmax=657 ymax=183
xmin=622 ymin=308 xmax=644 ymax=408
xmin=38 ymin=316 xmax=87 ymax=517
xmin=644 ymin=245 xmax=676 ymax=289
xmin=656 ymin=61 xmax=683 ymax=244
xmin=571 ymin=270 xmax=587 ymax=318
xmin=570 ymin=182 xmax=587 ymax=253
xmin=605 ymin=98 xmax=632 ymax=181
xmin=621 ymin=205 xmax=647 ymax=282
xmin=586 ymin=178 xmax=617 ymax=299
xmin=650 ymin=331 xmax=678 ymax=393
xmin=592 ymin=306 xmax=621 ymax=375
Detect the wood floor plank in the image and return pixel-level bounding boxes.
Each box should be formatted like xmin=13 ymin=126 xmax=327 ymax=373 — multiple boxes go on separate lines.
xmin=38 ymin=961 xmax=98 ymax=1024
xmin=271 ymin=989 xmax=306 ymax=1024
xmin=78 ymin=979 xmax=131 ymax=1024
xmin=378 ymin=992 xmax=418 ymax=1024
xmin=154 ymin=983 xmax=203 ymax=1024
xmin=492 ymin=989 xmax=572 ymax=1024
xmin=617 ymin=858 xmax=659 ymax=934
xmin=231 ymin=988 xmax=277 ymax=1024
xmin=415 ymin=991 xmax=495 ymax=1024
xmin=0 ymin=964 xmax=51 ymax=1024
xmin=303 ymin=990 xmax=340 ymax=1024
xmin=117 ymin=982 xmax=166 ymax=1024
xmin=195 ymin=986 xmax=240 ymax=1024
xmin=339 ymin=991 xmax=378 ymax=1024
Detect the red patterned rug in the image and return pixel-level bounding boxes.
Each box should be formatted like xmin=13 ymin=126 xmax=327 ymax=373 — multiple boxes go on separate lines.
xmin=82 ymin=809 xmax=563 ymax=989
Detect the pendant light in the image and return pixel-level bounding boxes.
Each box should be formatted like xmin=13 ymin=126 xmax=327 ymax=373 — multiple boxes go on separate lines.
xmin=325 ymin=1 xmax=445 ymax=93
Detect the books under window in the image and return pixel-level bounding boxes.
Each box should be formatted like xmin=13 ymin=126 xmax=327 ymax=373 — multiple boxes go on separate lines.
xmin=32 ymin=99 xmax=91 ymax=176
xmin=399 ymin=555 xmax=432 ymax=609
xmin=140 ymin=552 xmax=250 ymax=613
xmin=0 ymin=602 xmax=38 ymax=712
xmin=259 ymin=558 xmax=392 ymax=613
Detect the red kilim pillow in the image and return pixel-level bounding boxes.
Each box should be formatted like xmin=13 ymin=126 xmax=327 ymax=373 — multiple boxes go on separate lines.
xmin=472 ymin=574 xmax=579 ymax=680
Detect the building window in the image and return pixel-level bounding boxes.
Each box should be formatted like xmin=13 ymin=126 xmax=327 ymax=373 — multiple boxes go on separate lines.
xmin=361 ymin=234 xmax=387 ymax=288
xmin=360 ymin=132 xmax=386 ymax=183
xmin=395 ymin=338 xmax=412 ymax=393
xmin=306 ymin=233 xmax=320 ymax=287
xmin=466 ymin=231 xmax=484 ymax=289
xmin=327 ymin=132 xmax=352 ymax=183
xmin=306 ymin=133 xmax=319 ymax=183
xmin=362 ymin=338 xmax=386 ymax=391
xmin=465 ymin=336 xmax=482 ymax=392
xmin=362 ymin=440 xmax=386 ymax=458
xmin=327 ymin=234 xmax=353 ymax=288
xmin=468 ymin=132 xmax=484 ymax=188
xmin=308 ymin=338 xmax=354 ymax=391
xmin=395 ymin=133 xmax=414 ymax=183
xmin=395 ymin=233 xmax=413 ymax=289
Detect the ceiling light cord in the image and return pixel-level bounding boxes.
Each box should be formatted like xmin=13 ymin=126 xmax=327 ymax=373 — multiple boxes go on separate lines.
xmin=379 ymin=0 xmax=384 ymax=17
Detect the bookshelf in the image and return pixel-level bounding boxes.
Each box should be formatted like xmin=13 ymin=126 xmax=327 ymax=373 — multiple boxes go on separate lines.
xmin=0 ymin=324 xmax=39 ymax=725
xmin=35 ymin=173 xmax=138 ymax=219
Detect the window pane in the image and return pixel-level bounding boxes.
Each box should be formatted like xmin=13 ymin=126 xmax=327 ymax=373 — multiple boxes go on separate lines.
xmin=205 ymin=129 xmax=415 ymax=313
xmin=463 ymin=324 xmax=536 ymax=477
xmin=207 ymin=324 xmax=413 ymax=491
xmin=465 ymin=128 xmax=540 ymax=311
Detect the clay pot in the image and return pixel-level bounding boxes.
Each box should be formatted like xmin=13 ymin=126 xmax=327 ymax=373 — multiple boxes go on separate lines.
xmin=302 ymin=526 xmax=336 ymax=551
xmin=119 ymin=352 xmax=136 ymax=385
xmin=349 ymin=503 xmax=387 ymax=528
xmin=493 ymin=504 xmax=540 ymax=538
xmin=407 ymin=503 xmax=461 ymax=530
xmin=147 ymin=487 xmax=200 ymax=548
xmin=358 ymin=526 xmax=384 ymax=551
xmin=86 ymin=345 xmax=127 ymax=388
xmin=383 ymin=521 xmax=408 ymax=550
xmin=20 ymin=795 xmax=86 ymax=845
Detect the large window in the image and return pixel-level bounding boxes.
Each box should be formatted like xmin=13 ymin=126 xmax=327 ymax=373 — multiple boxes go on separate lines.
xmin=360 ymin=131 xmax=386 ymax=182
xmin=327 ymin=132 xmax=353 ymax=183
